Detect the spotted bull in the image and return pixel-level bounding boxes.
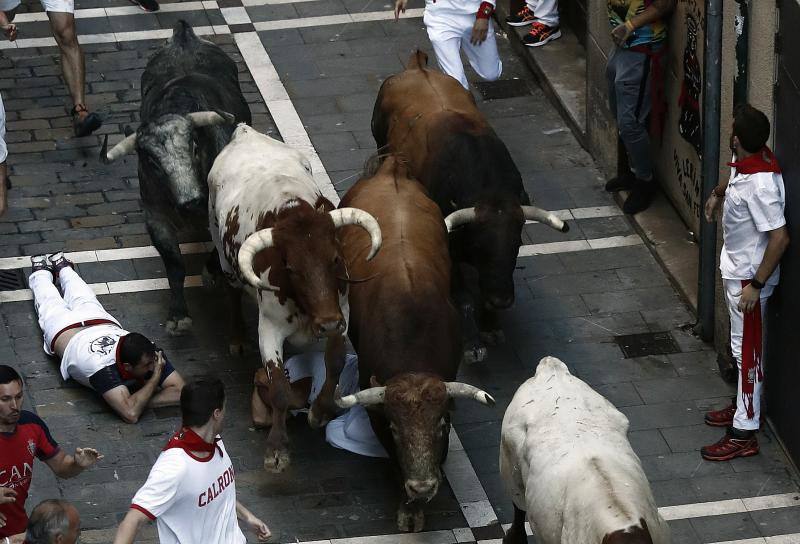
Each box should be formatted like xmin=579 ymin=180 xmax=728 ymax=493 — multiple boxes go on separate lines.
xmin=208 ymin=124 xmax=382 ymax=472
xmin=371 ymin=51 xmax=568 ymax=363
xmin=100 ymin=20 xmax=251 ymax=335
xmin=335 ymin=156 xmax=494 ymax=532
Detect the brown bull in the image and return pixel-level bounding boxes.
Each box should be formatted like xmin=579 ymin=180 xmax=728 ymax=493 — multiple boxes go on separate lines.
xmin=335 ymin=156 xmax=494 ymax=532
xmin=371 ymin=51 xmax=568 ymax=364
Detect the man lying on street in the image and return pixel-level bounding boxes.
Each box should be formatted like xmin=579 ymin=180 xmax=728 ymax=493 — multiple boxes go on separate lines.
xmin=28 ymin=252 xmax=185 ymax=424
xmin=0 ymin=366 xmax=102 ymax=543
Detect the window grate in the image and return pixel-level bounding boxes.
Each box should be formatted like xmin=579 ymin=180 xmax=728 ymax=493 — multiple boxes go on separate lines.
xmin=615 ymin=331 xmax=680 ymax=358
xmin=0 ymin=269 xmax=25 ymax=292
xmin=473 ymin=79 xmax=535 ymax=100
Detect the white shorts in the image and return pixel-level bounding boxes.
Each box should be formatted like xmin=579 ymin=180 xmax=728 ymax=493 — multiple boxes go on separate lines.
xmin=0 ymin=0 xmax=74 ymax=14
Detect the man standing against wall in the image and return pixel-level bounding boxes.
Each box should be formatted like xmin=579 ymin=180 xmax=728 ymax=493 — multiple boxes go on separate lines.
xmin=604 ymin=0 xmax=675 ymax=214
xmin=701 ymin=104 xmax=790 ymax=460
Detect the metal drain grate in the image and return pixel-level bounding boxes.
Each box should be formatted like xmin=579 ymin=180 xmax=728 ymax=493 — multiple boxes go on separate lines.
xmin=0 ymin=269 xmax=25 ymax=292
xmin=615 ymin=331 xmax=680 ymax=358
xmin=473 ymin=79 xmax=534 ymax=100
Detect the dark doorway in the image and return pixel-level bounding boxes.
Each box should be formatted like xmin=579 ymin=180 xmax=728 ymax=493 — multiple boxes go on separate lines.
xmin=767 ymin=0 xmax=800 ymax=468
xmin=560 ymin=0 xmax=587 ymax=47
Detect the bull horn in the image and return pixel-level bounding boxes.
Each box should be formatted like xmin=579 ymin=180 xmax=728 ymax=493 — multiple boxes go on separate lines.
xmin=444 ymin=208 xmax=476 ymax=232
xmin=335 ymin=386 xmax=386 ymax=409
xmin=100 ymin=132 xmax=137 ymax=164
xmin=237 ymin=228 xmax=276 ymax=289
xmin=186 ymin=110 xmax=236 ymax=127
xmin=329 ymin=208 xmax=382 ymax=261
xmin=445 ymin=383 xmax=495 ymax=406
xmin=522 ymin=205 xmax=569 ymax=233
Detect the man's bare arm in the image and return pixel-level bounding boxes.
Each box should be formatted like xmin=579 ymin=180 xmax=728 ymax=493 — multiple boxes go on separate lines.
xmin=148 ymin=371 xmax=185 ymax=408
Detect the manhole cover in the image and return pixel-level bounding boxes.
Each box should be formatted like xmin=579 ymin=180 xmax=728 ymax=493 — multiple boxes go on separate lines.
xmin=473 ymin=79 xmax=534 ymax=100
xmin=615 ymin=331 xmax=680 ymax=358
xmin=0 ymin=269 xmax=24 ymax=292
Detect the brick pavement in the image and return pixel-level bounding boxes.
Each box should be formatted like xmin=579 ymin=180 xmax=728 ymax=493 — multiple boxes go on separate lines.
xmin=1 ymin=1 xmax=799 ymax=543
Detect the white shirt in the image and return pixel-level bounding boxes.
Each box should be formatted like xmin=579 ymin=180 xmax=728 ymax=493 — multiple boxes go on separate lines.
xmin=59 ymin=324 xmax=128 ymax=386
xmin=720 ymin=160 xmax=786 ymax=285
xmin=131 ymin=440 xmax=245 ymax=544
xmin=0 ymin=92 xmax=7 ymax=163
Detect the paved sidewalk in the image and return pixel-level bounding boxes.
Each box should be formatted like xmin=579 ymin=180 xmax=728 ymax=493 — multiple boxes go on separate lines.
xmin=1 ymin=1 xmax=799 ymax=543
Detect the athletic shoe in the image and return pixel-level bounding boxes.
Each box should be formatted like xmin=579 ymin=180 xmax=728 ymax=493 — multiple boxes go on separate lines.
xmin=701 ymin=428 xmax=759 ymax=461
xmin=522 ymin=22 xmax=562 ymax=47
xmin=48 ymin=252 xmax=75 ymax=275
xmin=506 ymin=5 xmax=535 ymax=26
xmin=31 ymin=255 xmax=53 ymax=275
xmin=622 ymin=179 xmax=655 ymax=214
xmin=71 ymin=105 xmax=102 ymax=138
xmin=604 ymin=170 xmax=635 ymax=192
xmin=128 ymin=0 xmax=160 ymax=11
xmin=704 ymin=401 xmax=736 ymax=427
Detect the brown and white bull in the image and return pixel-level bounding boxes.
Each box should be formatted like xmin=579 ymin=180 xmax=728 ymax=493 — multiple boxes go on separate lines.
xmin=208 ymin=124 xmax=382 ymax=472
xmin=500 ymin=357 xmax=671 ymax=544
xmin=335 ymin=155 xmax=494 ymax=533
xmin=372 ymin=51 xmax=568 ymax=364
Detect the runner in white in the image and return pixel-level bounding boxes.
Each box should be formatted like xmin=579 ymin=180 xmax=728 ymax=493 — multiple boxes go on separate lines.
xmin=253 ymin=352 xmax=388 ymax=458
xmin=28 ymin=252 xmax=185 ymax=424
xmin=394 ymin=0 xmax=502 ymax=89
xmin=113 ymin=377 xmax=271 ymax=544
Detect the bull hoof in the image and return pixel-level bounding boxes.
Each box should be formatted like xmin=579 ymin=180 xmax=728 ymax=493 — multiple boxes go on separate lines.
xmin=166 ymin=316 xmax=193 ymax=336
xmin=480 ymin=329 xmax=505 ymax=346
xmin=263 ymin=450 xmax=291 ymax=473
xmin=397 ymin=506 xmax=425 ymax=533
xmin=229 ymin=343 xmax=245 ymax=357
xmin=307 ymin=402 xmax=334 ymax=429
xmin=462 ymin=343 xmax=487 ymax=365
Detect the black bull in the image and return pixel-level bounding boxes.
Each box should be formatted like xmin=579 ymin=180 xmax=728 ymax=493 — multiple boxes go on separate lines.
xmin=100 ymin=20 xmax=251 ymax=336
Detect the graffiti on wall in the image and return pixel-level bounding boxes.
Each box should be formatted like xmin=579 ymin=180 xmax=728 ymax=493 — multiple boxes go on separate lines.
xmin=671 ymin=0 xmax=704 ymax=221
xmin=679 ymin=13 xmax=702 ymax=157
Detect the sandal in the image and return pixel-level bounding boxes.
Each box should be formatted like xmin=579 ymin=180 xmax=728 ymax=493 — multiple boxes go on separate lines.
xmin=71 ymin=104 xmax=103 ymax=137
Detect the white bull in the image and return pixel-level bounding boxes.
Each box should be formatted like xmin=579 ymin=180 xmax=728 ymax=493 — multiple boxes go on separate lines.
xmin=208 ymin=124 xmax=382 ymax=472
xmin=499 ymin=356 xmax=670 ymax=544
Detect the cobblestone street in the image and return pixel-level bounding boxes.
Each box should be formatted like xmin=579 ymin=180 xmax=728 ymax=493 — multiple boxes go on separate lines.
xmin=1 ymin=0 xmax=799 ymax=542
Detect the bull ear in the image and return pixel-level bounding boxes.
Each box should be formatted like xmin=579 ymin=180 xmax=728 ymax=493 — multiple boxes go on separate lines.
xmin=520 ymin=189 xmax=531 ymax=206
xmin=370 ymin=375 xmax=382 ymax=388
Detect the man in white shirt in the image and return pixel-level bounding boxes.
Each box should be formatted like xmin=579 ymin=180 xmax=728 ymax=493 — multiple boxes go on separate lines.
xmin=28 ymin=252 xmax=185 ymax=424
xmin=0 ymin=90 xmax=8 ymax=218
xmin=395 ymin=0 xmax=502 ymax=89
xmin=701 ymin=104 xmax=790 ymax=461
xmin=113 ymin=377 xmax=271 ymax=544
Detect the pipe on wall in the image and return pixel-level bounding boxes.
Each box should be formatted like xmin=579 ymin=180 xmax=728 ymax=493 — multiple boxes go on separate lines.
xmin=695 ymin=0 xmax=724 ymax=341
xmin=733 ymin=0 xmax=750 ymax=105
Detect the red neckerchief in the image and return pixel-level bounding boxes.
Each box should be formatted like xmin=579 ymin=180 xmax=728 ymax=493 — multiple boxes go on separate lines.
xmin=163 ymin=427 xmax=223 ymax=457
xmin=727 ymin=147 xmax=782 ymax=174
xmin=740 ymin=280 xmax=764 ymax=419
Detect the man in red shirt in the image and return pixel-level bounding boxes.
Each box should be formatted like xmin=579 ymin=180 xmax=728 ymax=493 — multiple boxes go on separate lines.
xmin=0 ymin=365 xmax=102 ymax=542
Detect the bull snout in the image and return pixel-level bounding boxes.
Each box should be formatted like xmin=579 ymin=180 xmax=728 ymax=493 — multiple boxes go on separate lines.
xmin=485 ymin=293 xmax=514 ymax=310
xmin=177 ymin=196 xmax=206 ymax=214
xmin=313 ymin=317 xmax=346 ymax=337
xmin=404 ymin=479 xmax=439 ymax=501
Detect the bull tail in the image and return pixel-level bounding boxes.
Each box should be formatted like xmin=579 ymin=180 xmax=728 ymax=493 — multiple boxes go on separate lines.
xmin=171 ymin=20 xmax=198 ymax=47
xmin=407 ymin=49 xmax=428 ymax=70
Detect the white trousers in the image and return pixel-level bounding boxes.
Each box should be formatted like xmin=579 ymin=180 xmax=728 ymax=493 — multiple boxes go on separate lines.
xmin=523 ymin=0 xmax=559 ymax=26
xmin=29 ymin=268 xmax=119 ymax=356
xmin=724 ymin=279 xmax=772 ymax=431
xmin=424 ymin=9 xmax=502 ymax=89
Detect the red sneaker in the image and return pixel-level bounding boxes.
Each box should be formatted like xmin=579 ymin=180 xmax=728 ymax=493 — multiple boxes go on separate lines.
xmin=506 ymin=5 xmax=535 ymax=26
xmin=704 ymin=402 xmax=736 ymax=427
xmin=701 ymin=430 xmax=759 ymax=461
